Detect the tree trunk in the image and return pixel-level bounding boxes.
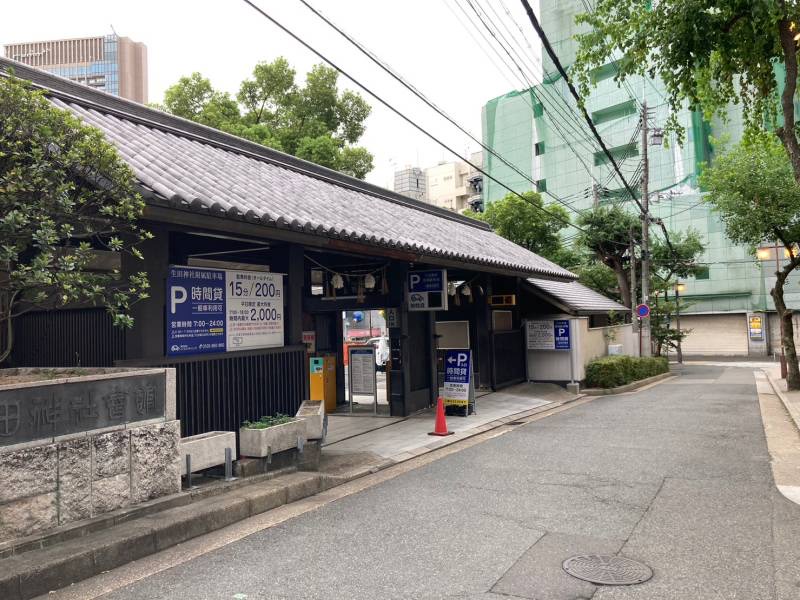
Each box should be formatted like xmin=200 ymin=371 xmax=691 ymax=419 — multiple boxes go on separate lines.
xmin=771 ymin=271 xmax=800 ymax=390
xmin=612 ymin=261 xmax=631 ymax=308
xmin=778 ymin=19 xmax=800 ymax=183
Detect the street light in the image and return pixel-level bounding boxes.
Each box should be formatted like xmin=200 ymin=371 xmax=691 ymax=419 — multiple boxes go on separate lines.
xmin=674 ymin=281 xmax=686 ymax=363
xmin=757 ymin=243 xmax=788 ymax=378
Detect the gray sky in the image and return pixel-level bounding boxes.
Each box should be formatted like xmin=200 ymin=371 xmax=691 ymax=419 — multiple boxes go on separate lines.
xmin=1 ymin=0 xmax=541 ymax=188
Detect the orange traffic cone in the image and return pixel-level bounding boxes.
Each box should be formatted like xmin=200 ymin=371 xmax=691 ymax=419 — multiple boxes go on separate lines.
xmin=428 ymin=396 xmax=454 ymax=436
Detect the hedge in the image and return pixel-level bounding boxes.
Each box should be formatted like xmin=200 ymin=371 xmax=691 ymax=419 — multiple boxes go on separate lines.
xmin=585 ymin=355 xmax=669 ymax=389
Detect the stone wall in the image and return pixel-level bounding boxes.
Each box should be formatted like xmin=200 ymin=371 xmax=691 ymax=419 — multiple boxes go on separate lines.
xmin=0 ymin=367 xmax=180 ymax=543
xmin=0 ymin=421 xmax=181 ymax=541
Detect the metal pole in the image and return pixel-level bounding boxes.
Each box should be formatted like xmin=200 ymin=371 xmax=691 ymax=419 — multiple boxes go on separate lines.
xmin=776 ymin=242 xmax=788 ymax=378
xmin=640 ymin=101 xmax=652 ymax=356
xmin=675 ymin=289 xmax=681 ymax=362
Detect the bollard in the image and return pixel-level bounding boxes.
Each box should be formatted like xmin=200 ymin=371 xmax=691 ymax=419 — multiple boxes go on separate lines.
xmin=185 ymin=454 xmax=193 ymax=490
xmin=224 ymin=447 xmax=236 ymax=481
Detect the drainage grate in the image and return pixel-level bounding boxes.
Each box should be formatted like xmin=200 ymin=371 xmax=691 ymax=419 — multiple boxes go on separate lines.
xmin=562 ymin=555 xmax=653 ymax=586
xmin=507 ymin=420 xmax=527 ymax=425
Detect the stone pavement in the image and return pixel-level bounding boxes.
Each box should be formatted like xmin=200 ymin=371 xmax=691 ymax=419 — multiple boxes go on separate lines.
xmin=324 ymin=381 xmax=575 ymax=460
xmin=58 ymin=364 xmax=800 ymax=600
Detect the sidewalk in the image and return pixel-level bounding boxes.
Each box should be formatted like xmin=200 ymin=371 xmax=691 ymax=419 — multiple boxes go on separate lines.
xmin=760 ymin=368 xmax=800 ymax=507
xmin=324 ymin=382 xmax=577 ymax=461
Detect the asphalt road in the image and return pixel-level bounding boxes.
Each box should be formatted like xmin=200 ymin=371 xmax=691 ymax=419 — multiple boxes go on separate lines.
xmin=97 ymin=364 xmax=800 ymax=599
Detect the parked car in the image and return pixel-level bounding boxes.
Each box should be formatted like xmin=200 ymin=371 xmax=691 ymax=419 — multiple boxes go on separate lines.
xmin=365 ymin=336 xmax=390 ymax=371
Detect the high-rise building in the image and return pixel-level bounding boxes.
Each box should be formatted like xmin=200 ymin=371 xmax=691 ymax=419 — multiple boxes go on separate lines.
xmin=393 ymin=152 xmax=483 ymax=213
xmin=4 ymin=34 xmax=148 ymax=103
xmin=481 ymin=2 xmax=793 ymax=356
xmin=393 ymin=166 xmax=427 ymax=202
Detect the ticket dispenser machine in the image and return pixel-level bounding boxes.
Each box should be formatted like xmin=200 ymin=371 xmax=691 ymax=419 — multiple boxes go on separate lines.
xmin=310 ymin=354 xmax=337 ymax=412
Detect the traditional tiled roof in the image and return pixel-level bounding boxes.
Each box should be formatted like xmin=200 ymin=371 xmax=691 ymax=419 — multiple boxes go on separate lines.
xmin=1 ymin=58 xmax=576 ymax=280
xmin=526 ymin=277 xmax=627 ymax=314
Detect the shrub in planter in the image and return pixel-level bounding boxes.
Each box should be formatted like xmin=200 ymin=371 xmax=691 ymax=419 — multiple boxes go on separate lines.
xmin=586 ymin=355 xmax=669 ymax=389
xmin=239 ymin=414 xmax=306 ymax=458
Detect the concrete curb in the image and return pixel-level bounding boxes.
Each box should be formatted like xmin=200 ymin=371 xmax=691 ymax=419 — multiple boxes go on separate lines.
xmin=0 ymin=394 xmax=590 ymax=600
xmin=764 ymin=369 xmax=800 ymax=433
xmin=581 ymin=371 xmax=674 ymax=396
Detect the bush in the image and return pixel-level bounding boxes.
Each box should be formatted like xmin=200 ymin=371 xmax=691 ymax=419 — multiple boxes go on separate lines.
xmin=585 ymin=356 xmax=668 ymax=389
xmin=241 ymin=414 xmax=294 ymax=429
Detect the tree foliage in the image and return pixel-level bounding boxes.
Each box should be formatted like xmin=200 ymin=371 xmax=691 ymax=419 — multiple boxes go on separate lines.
xmin=0 ymin=75 xmax=150 ymax=362
xmin=577 ymin=205 xmax=640 ymax=307
xmin=700 ymin=131 xmax=800 ymax=386
xmin=160 ymin=59 xmax=374 ymax=179
xmin=473 ymin=192 xmax=572 ymax=263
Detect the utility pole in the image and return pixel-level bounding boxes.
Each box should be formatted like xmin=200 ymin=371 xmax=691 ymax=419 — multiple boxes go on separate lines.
xmin=640 ymin=101 xmax=652 ymax=356
xmin=592 ymin=183 xmax=599 ymax=208
xmin=630 ymin=227 xmax=638 ymax=334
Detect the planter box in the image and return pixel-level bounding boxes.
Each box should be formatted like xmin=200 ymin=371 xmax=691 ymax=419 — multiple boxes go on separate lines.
xmin=179 ymin=431 xmax=236 ymax=475
xmin=239 ymin=419 xmax=306 ymax=458
xmin=295 ymin=400 xmax=325 ymax=441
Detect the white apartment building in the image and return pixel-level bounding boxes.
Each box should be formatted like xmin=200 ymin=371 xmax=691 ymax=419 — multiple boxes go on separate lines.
xmin=393 ymin=152 xmax=483 ymax=213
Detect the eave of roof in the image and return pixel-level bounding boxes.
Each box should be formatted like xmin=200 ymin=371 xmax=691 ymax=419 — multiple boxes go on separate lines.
xmin=1 ymin=57 xmax=577 ymax=281
xmin=525 ymin=277 xmax=627 ymax=315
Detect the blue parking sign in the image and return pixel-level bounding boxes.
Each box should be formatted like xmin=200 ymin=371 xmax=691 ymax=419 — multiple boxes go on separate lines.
xmin=554 ymin=319 xmax=570 ymax=350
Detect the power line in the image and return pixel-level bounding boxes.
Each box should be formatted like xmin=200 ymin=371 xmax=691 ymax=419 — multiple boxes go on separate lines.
xmin=517 ymin=0 xmax=642 ymax=213
xmin=296 ymin=0 xmax=583 ymax=215
xmin=238 ymin=0 xmax=591 ymax=236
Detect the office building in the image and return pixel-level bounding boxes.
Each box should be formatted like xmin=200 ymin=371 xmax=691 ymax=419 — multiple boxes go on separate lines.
xmin=393 ymin=166 xmax=427 ymax=202
xmin=4 ymin=33 xmax=148 ymax=103
xmin=481 ymin=1 xmax=794 ymax=356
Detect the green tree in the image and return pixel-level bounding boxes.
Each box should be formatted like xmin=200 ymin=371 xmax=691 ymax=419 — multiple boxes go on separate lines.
xmin=700 ymin=132 xmax=800 ymax=387
xmin=649 ymin=231 xmax=706 ymax=359
xmin=573 ymin=0 xmax=800 ymax=386
xmin=160 ymin=59 xmax=374 ymax=178
xmin=576 ymin=205 xmax=640 ymax=308
xmin=474 ymin=192 xmax=571 ymax=263
xmin=0 ymin=75 xmax=150 ymax=362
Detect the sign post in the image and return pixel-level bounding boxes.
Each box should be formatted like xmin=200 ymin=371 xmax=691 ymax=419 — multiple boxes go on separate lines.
xmin=443 ymin=349 xmax=473 ymax=415
xmin=348 ymin=345 xmax=378 ymax=414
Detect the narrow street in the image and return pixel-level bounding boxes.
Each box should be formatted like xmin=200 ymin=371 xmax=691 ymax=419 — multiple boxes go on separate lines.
xmin=51 ymin=364 xmax=800 ymax=600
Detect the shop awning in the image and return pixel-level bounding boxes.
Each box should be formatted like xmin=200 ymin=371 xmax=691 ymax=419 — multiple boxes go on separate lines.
xmin=2 ymin=58 xmax=576 ymax=281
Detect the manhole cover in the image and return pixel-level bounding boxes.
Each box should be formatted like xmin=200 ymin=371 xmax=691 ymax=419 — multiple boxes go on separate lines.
xmin=562 ymin=555 xmax=653 ymax=585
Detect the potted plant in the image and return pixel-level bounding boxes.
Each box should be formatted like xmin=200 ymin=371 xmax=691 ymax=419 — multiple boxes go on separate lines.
xmin=239 ymin=414 xmax=306 ymax=458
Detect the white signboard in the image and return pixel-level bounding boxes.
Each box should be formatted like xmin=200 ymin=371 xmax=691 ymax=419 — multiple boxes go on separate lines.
xmin=526 ymin=320 xmax=555 ymax=350
xmin=225 ymin=270 xmax=284 ymax=351
xmin=349 ymin=346 xmax=376 ymax=395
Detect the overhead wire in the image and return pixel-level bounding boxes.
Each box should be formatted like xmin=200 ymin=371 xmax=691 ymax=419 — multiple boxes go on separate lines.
xmin=237 ymin=0 xmax=596 ymax=237
xmin=296 ymin=0 xmax=585 ymax=216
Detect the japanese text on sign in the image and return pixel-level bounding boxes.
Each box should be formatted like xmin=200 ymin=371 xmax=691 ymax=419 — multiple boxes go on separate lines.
xmin=443 ymin=349 xmax=471 ymax=407
xmin=167 ymin=266 xmax=284 ymax=356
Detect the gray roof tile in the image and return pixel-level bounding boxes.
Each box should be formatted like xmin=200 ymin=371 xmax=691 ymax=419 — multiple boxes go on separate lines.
xmin=2 ymin=57 xmax=576 ymax=279
xmin=526 ymin=278 xmax=627 ymax=314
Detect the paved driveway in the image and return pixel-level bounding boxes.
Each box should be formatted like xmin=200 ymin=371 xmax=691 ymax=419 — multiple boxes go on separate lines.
xmin=89 ymin=365 xmax=800 ymax=599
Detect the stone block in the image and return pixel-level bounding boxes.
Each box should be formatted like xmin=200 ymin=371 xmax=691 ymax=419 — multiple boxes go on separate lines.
xmin=0 ymin=492 xmax=58 ymax=540
xmin=130 ymin=420 xmax=181 ymax=504
xmin=179 ymin=431 xmax=236 ymax=475
xmin=0 ymin=444 xmax=57 ymax=504
xmin=295 ymin=400 xmax=325 ymax=440
xmin=283 ymin=472 xmax=322 ymax=503
xmin=239 ymin=419 xmax=306 ymax=458
xmin=148 ymin=504 xmax=210 ymax=551
xmin=238 ymin=483 xmax=288 ymax=515
xmin=90 ymin=521 xmax=155 ymax=573
xmin=57 ymin=437 xmax=92 ymax=524
xmin=17 ymin=543 xmax=95 ymax=600
xmin=92 ymin=473 xmax=130 ymax=515
xmin=92 ymin=429 xmax=130 ymax=479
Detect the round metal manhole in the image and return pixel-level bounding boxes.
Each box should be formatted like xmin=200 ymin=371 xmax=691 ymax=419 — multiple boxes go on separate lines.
xmin=562 ymin=555 xmax=653 ymax=586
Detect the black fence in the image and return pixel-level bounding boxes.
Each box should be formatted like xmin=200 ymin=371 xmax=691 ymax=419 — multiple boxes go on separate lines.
xmin=5 ymin=308 xmax=126 ymax=367
xmin=492 ymin=330 xmax=526 ymax=389
xmin=161 ymin=345 xmax=308 ymax=439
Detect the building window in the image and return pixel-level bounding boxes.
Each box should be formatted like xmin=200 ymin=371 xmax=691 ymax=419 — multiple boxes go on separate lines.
xmin=535 ymin=141 xmax=545 ymax=156
xmin=694 ymin=266 xmax=710 ymax=280
xmin=594 ymin=142 xmax=638 ymax=166
xmin=536 ymin=179 xmax=547 ymax=192
xmin=591 ymin=100 xmax=637 ymax=125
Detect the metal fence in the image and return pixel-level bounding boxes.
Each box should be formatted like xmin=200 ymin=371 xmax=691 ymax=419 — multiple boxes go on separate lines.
xmin=162 ymin=345 xmax=308 ymax=439
xmin=491 ymin=330 xmax=526 ymax=389
xmin=5 ymin=308 xmax=126 ymax=367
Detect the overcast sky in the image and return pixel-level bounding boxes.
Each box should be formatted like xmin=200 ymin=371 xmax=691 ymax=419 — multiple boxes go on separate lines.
xmin=1 ymin=0 xmax=541 ymax=189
